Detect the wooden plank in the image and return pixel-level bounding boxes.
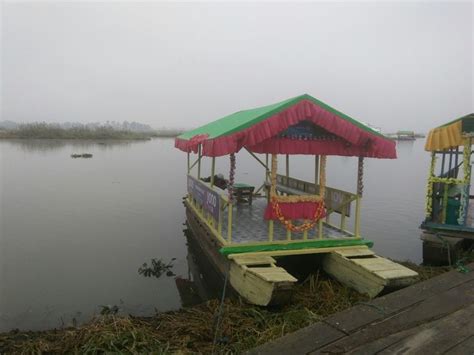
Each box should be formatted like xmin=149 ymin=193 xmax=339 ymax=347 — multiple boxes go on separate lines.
xmin=247 ymin=264 xmax=474 ymax=354
xmin=316 ymin=279 xmax=474 ymax=354
xmin=367 ymin=263 xmax=474 ymax=317
xmin=351 ymin=258 xmax=404 ymax=272
xmin=322 ymin=303 xmax=387 ymax=335
xmin=323 ymin=252 xmax=387 ymax=297
xmin=378 ymin=303 xmax=474 ymax=354
xmin=230 ymin=255 xmax=276 ymax=266
xmin=373 ymin=268 xmax=418 ymax=280
xmin=247 ymin=321 xmax=346 ymax=355
xmin=247 ymin=267 xmax=297 ymax=282
xmin=342 ymin=324 xmax=417 ymax=354
xmin=335 ymin=248 xmax=374 ymax=257
xmin=323 ymin=251 xmax=418 ymax=297
xmin=351 ymin=258 xmax=419 ymax=280
xmin=446 ymin=335 xmax=474 ymax=354
xmin=229 ymin=263 xmax=274 ymax=306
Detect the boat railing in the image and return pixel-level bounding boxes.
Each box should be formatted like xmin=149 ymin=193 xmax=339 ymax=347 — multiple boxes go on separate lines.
xmin=187 ymin=173 xmax=362 ymax=247
xmin=186 ymin=174 xmax=232 ymax=245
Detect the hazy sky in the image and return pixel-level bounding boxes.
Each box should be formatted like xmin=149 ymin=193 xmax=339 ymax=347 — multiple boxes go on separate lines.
xmin=1 ymin=1 xmax=473 ymax=132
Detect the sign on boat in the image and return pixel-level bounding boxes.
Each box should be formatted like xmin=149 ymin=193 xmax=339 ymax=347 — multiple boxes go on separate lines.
xmin=175 ymin=94 xmax=418 ymax=305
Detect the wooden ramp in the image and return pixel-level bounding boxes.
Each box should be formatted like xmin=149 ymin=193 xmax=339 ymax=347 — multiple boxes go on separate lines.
xmin=322 ymin=248 xmax=418 ymax=297
xmin=228 ymin=254 xmax=297 ymax=306
xmin=247 ymin=263 xmax=474 ymax=355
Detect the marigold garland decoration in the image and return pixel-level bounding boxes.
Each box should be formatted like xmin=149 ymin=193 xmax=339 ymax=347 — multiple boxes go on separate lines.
xmin=228 ymin=153 xmax=236 ymax=202
xmin=425 ymin=138 xmax=473 ymax=224
xmin=268 ymin=154 xmax=326 ymax=232
xmin=458 ymin=139 xmax=472 ymax=225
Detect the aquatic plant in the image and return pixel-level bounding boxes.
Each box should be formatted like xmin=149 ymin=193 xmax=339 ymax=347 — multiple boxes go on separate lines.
xmin=138 ymin=258 xmax=176 ymax=279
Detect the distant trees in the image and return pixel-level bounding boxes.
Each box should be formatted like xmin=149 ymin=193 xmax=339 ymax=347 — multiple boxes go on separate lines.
xmin=1 ymin=122 xmax=153 ymax=139
xmin=0 ymin=121 xmax=185 ymax=139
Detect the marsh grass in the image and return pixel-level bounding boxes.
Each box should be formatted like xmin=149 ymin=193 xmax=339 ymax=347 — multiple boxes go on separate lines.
xmin=0 ymin=262 xmax=464 ymax=354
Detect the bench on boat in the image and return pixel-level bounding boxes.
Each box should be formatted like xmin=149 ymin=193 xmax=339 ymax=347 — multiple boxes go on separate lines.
xmin=233 ymin=183 xmax=255 ymax=205
xmin=264 ymin=174 xmax=353 ymax=217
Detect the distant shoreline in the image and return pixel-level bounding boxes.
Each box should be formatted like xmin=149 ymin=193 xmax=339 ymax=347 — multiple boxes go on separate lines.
xmin=0 ymin=126 xmax=183 ymax=140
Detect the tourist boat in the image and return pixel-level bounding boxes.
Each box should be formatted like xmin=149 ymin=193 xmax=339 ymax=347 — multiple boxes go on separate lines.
xmin=175 ymin=94 xmax=418 ymax=306
xmin=395 ymin=130 xmax=416 ymax=141
xmin=421 ymin=113 xmax=474 ymax=241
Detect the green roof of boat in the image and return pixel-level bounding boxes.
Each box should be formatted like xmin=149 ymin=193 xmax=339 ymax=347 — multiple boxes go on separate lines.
xmin=177 ymin=94 xmax=386 ymax=141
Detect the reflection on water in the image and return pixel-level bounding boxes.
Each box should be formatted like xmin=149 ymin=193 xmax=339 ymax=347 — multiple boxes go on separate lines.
xmin=0 ymin=138 xmax=429 ymax=332
xmin=175 ymin=229 xmax=226 ymax=307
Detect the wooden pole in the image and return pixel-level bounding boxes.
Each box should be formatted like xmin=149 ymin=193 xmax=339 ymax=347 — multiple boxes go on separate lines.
xmin=314 ymin=155 xmax=320 ymax=236
xmin=227 ymin=203 xmax=233 ymax=243
xmin=265 ymin=154 xmax=269 ymax=182
xmin=286 ymin=154 xmax=290 ymax=185
xmin=355 ymin=157 xmax=364 ymax=238
xmin=197 ymin=145 xmax=202 ymax=179
xmin=268 ymin=154 xmax=276 ymax=242
xmin=340 ymin=212 xmax=346 ymax=231
xmin=218 ymin=203 xmax=223 ymax=237
xmin=210 ymin=157 xmax=215 ymax=187
xmin=187 ymin=152 xmax=190 ymax=173
xmin=355 ymin=196 xmax=361 ymax=238
xmin=269 ymin=221 xmax=274 ymax=242
xmin=315 ymin=155 xmax=320 ymax=186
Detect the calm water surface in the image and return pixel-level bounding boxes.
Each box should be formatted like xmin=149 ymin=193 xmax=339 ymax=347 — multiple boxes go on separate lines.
xmin=0 ymin=138 xmax=428 ymax=331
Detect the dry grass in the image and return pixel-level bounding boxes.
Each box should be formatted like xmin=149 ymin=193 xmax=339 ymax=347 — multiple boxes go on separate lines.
xmin=0 ymin=271 xmax=367 ymax=354
xmin=2 ymin=258 xmax=467 ymax=354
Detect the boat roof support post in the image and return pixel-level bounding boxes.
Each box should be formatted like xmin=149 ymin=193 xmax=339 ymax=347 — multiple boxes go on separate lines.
xmin=425 ymin=152 xmax=436 ymax=220
xmin=357 ymin=157 xmax=364 ymax=197
xmin=315 ymin=156 xmax=320 ymax=186
xmin=459 ymin=138 xmax=472 ymax=225
xmin=187 ymin=152 xmax=190 ymax=172
xmin=314 ymin=155 xmax=320 ymax=237
xmin=286 ymin=154 xmax=290 ymax=185
xmin=265 ymin=154 xmax=269 ymax=183
xmin=354 ymin=157 xmax=364 ymax=239
xmin=188 ymin=148 xmax=203 ymax=175
xmin=211 ymin=157 xmax=216 ymax=187
xmin=197 ymin=144 xmax=202 ymax=179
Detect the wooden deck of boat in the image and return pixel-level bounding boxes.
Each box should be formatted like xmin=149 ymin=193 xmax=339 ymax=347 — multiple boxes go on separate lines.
xmin=248 ymin=263 xmax=474 ymax=354
xmin=222 ymin=198 xmax=352 ymax=243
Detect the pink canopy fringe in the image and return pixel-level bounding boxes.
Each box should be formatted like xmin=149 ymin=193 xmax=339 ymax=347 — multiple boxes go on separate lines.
xmin=264 ymin=201 xmax=326 ymax=221
xmin=175 ymin=99 xmax=396 ymax=158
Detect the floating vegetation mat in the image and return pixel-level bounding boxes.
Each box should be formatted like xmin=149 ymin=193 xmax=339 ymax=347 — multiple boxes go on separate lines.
xmin=0 ymin=262 xmax=460 ymax=354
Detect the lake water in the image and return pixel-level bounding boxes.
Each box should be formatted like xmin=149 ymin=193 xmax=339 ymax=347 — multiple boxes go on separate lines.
xmin=0 ymin=138 xmax=429 ymax=332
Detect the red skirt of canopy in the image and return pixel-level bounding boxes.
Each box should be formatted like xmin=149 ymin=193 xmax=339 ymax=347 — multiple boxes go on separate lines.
xmin=175 ymin=99 xmax=396 ymax=159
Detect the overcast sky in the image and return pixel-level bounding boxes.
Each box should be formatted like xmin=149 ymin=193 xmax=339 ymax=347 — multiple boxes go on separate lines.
xmin=1 ymin=1 xmax=473 ymax=132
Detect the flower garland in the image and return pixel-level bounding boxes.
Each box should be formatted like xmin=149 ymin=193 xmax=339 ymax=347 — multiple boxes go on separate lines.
xmin=457 ymin=140 xmax=472 ymax=225
xmin=269 ymin=153 xmax=326 ymax=232
xmin=272 ymin=197 xmax=325 ymax=232
xmin=357 ymin=157 xmax=364 ymax=196
xmin=429 ymin=176 xmax=464 ymax=185
xmin=425 ymin=153 xmax=436 ymax=218
xmin=228 ymin=153 xmax=236 ymax=202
